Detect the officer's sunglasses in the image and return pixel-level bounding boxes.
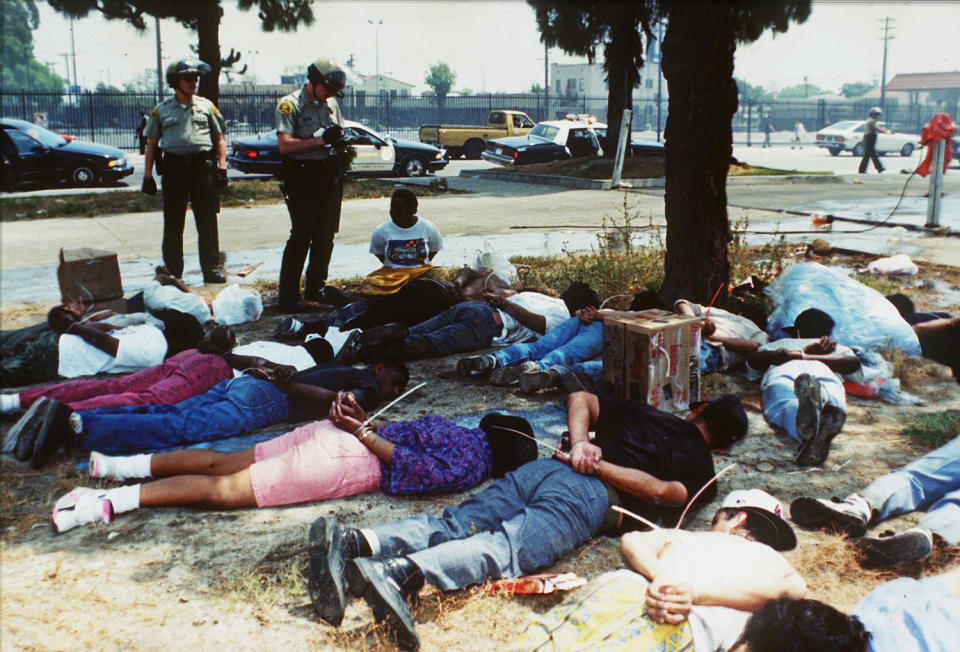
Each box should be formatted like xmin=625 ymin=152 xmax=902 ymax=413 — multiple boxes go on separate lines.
xmin=182 ymin=74 xmax=201 ymax=82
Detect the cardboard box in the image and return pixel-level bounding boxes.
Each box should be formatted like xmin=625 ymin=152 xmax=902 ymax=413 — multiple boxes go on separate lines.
xmin=601 ymin=309 xmax=702 ymax=413
xmin=57 ymin=248 xmax=125 ymax=312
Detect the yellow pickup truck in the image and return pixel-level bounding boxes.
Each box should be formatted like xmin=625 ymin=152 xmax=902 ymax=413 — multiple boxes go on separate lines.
xmin=419 ymin=110 xmax=535 ymax=159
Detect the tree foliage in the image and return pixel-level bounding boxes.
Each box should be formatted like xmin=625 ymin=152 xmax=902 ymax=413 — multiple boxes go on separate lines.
xmin=840 ymin=82 xmax=873 ymax=98
xmin=528 ymin=1 xmax=654 ymax=158
xmin=46 ymin=0 xmax=313 ymax=103
xmin=777 ymin=82 xmax=822 ymax=98
xmin=734 ymin=78 xmax=772 ymax=103
xmin=424 ymin=62 xmax=456 ymax=106
xmin=0 ymin=0 xmax=66 ymax=91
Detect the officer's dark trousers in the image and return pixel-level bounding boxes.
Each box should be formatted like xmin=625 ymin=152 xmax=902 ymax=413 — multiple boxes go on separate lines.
xmin=279 ymin=159 xmax=343 ymax=305
xmin=858 ymin=133 xmax=883 ymax=173
xmin=161 ymin=152 xmax=220 ymax=278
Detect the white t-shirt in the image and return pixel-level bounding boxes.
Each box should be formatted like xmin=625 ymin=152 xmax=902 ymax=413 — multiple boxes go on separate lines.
xmin=143 ymin=280 xmax=211 ymax=325
xmin=746 ymin=337 xmax=856 ymax=382
xmin=368 ymin=217 xmax=442 ymax=268
xmin=492 ymin=292 xmax=570 ymax=346
xmin=230 ymin=341 xmax=317 ymax=377
xmin=676 ymin=300 xmax=769 ymax=370
xmin=58 ymin=324 xmax=168 ymax=378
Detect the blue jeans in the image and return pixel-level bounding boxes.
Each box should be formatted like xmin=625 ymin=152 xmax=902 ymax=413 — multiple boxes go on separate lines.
xmin=405 ymin=301 xmax=501 ymax=357
xmin=761 ymin=360 xmax=846 ymax=442
xmin=859 ymin=435 xmax=960 ymax=545
xmin=78 ymin=376 xmax=290 ymax=454
xmin=370 ymin=458 xmax=609 ymax=590
xmin=493 ymin=317 xmax=602 ymax=369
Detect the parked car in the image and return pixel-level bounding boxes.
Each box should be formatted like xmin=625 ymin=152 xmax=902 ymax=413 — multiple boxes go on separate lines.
xmin=0 ymin=117 xmax=134 ymax=190
xmin=814 ymin=120 xmax=919 ymax=157
xmin=420 ymin=110 xmax=536 ymax=159
xmin=592 ymin=124 xmax=664 ymax=156
xmin=481 ymin=119 xmax=603 ymax=166
xmin=228 ymin=120 xmax=447 ymax=178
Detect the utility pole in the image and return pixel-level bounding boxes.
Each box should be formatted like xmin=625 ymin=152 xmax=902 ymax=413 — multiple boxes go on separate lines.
xmin=878 ymin=17 xmax=895 ymax=111
xmin=655 ymin=18 xmax=665 ymax=143
xmin=368 ymin=19 xmax=383 ymax=124
xmin=155 ymin=16 xmax=163 ymax=103
xmin=544 ymin=41 xmax=549 ymax=120
xmin=804 ymin=75 xmax=809 ymax=98
xmin=69 ymin=18 xmax=78 ymax=90
xmin=61 ymin=53 xmax=71 ymax=91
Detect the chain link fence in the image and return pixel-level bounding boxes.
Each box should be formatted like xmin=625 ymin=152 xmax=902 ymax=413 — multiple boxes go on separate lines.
xmin=1 ymin=90 xmax=951 ymax=151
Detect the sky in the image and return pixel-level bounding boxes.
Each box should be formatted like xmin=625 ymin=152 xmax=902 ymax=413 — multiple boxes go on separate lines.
xmin=29 ymin=0 xmax=960 ymax=94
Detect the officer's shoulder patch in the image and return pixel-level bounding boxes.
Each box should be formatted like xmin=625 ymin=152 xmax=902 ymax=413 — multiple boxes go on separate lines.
xmin=209 ymin=103 xmax=222 ymax=117
xmin=149 ymin=105 xmax=159 ymax=118
xmin=278 ymin=100 xmax=294 ymax=115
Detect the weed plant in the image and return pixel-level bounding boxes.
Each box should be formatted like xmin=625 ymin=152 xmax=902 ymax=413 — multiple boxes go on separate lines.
xmin=901 ymin=410 xmax=960 ymax=448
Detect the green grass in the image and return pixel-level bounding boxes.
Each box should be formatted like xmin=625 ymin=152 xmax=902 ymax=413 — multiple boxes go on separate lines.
xmin=728 ymin=165 xmax=830 ymax=177
xmin=0 ymin=177 xmax=465 ymax=222
xmin=855 ymin=272 xmax=901 ymax=297
xmin=901 ymin=410 xmax=960 ymax=448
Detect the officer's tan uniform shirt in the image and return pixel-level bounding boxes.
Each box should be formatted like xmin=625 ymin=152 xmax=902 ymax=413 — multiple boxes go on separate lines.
xmin=145 ymin=96 xmax=225 ymax=155
xmin=864 ymin=117 xmax=879 ymax=136
xmin=276 ymin=86 xmax=344 ymax=161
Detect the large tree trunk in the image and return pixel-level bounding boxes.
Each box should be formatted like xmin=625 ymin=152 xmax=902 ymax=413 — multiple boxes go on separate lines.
xmin=196 ymin=1 xmax=221 ymax=106
xmin=659 ymin=3 xmax=739 ymax=305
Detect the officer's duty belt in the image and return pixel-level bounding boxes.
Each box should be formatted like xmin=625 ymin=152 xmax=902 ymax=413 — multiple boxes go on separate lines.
xmin=163 ymin=150 xmax=215 ymax=163
xmin=284 ymin=158 xmax=337 ymax=169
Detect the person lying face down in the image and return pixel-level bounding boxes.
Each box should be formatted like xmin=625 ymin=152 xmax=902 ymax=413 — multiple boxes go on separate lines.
xmin=50 ymin=395 xmax=538 ymax=535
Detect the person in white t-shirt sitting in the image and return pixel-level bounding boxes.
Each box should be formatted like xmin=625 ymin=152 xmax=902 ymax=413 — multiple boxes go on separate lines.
xmin=355 ymin=188 xmax=444 ymax=297
xmin=337 ymin=280 xmax=593 ymax=363
xmin=48 ymin=299 xmax=204 ymax=380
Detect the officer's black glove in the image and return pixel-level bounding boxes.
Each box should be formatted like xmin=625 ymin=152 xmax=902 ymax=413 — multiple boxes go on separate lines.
xmin=321 ymin=125 xmax=347 ymax=151
xmin=217 ymin=168 xmax=228 ymax=191
xmin=141 ymin=176 xmax=157 ymax=195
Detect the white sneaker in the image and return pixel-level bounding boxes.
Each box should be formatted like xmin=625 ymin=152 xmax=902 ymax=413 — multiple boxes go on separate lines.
xmin=52 ymin=487 xmax=113 ymax=534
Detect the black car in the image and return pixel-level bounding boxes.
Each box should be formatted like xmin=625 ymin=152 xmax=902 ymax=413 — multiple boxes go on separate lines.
xmin=228 ymin=120 xmax=448 ymax=178
xmin=0 ymin=118 xmax=134 ymax=190
xmin=592 ymin=125 xmax=665 ymax=157
xmin=482 ymin=120 xmax=602 ymax=166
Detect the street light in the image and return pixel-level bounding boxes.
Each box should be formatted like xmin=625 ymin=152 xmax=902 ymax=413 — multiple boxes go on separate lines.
xmin=368 ymin=19 xmax=383 ymax=125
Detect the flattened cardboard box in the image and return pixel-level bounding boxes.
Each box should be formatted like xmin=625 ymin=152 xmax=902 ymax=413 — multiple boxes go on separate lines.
xmin=57 ymin=248 xmax=125 ymax=311
xmin=601 ymin=309 xmax=701 ymax=413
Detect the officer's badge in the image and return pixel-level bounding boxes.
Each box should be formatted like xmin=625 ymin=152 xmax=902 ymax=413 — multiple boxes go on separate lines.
xmin=278 ymin=101 xmax=294 ymax=115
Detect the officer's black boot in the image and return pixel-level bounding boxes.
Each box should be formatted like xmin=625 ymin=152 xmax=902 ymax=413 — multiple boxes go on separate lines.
xmin=307 ymin=517 xmax=372 ymax=626
xmin=346 ymin=555 xmax=424 ymax=650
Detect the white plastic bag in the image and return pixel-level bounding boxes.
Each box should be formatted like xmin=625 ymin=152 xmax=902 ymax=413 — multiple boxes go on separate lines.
xmin=472 ymin=239 xmax=517 ymax=284
xmin=867 ymin=254 xmax=918 ymax=276
xmin=212 ymin=284 xmax=263 ymax=325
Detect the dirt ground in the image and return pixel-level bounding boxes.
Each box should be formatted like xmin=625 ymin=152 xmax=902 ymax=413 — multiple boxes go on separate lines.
xmin=2 ymin=257 xmax=960 ymax=651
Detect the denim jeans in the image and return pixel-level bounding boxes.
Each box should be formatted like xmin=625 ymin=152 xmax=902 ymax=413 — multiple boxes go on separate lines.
xmin=404 ymin=301 xmax=501 ymax=358
xmin=493 ymin=317 xmax=602 ymax=369
xmin=370 ymin=458 xmax=609 ymax=590
xmin=78 ymin=376 xmax=290 ymax=454
xmin=859 ymin=435 xmax=960 ymax=545
xmin=761 ymin=360 xmax=846 ymax=442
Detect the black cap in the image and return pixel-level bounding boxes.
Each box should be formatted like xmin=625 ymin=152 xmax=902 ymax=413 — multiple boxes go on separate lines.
xmin=479 ymin=413 xmax=538 ymax=478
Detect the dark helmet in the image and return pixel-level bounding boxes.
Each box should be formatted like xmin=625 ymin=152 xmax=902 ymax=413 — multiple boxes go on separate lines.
xmin=869 ymin=106 xmax=882 ymax=117
xmin=166 ymin=59 xmax=212 ymax=88
xmin=306 ymin=57 xmax=347 ymax=98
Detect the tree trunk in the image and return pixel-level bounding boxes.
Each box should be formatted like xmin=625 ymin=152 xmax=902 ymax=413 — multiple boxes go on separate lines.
xmin=659 ymin=2 xmax=738 ymax=306
xmin=196 ymin=1 xmax=221 ymax=106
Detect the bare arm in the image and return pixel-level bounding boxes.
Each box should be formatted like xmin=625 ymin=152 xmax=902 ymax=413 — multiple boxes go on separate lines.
xmin=709 ymin=336 xmax=763 ymax=355
xmin=565 ymin=391 xmax=603 ymax=474
xmin=214 ymin=132 xmax=227 ymax=168
xmin=276 ymin=130 xmax=328 ymax=156
xmin=282 ymin=382 xmax=337 ymax=413
xmin=144 ymin=138 xmax=159 ymax=178
xmin=597 ymin=460 xmax=688 ymax=506
xmin=62 ymin=323 xmax=121 ymax=357
xmin=488 ymin=292 xmax=548 ymax=334
xmin=689 ymin=552 xmax=806 ymax=611
xmin=621 ymin=530 xmax=670 ymax=579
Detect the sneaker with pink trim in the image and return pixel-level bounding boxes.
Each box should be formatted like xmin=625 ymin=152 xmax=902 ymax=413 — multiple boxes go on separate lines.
xmin=52 ymin=487 xmax=113 ymax=534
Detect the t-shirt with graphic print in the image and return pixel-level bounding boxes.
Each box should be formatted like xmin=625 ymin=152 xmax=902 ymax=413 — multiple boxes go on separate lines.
xmin=369 ymin=217 xmax=442 ymax=268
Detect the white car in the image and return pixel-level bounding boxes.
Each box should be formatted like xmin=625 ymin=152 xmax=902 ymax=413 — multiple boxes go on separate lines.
xmin=814 ymin=120 xmax=919 ymax=157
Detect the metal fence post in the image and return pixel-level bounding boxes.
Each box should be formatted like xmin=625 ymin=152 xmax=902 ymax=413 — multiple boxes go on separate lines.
xmin=926 ymin=139 xmax=945 ymax=228
xmin=746 ymin=101 xmax=752 ymax=147
xmin=86 ymin=91 xmax=95 ymax=141
xmin=21 ymin=90 xmax=27 ymax=120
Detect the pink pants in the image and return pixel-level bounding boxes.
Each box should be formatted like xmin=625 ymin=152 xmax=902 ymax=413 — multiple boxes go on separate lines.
xmin=250 ymin=420 xmax=382 ymax=508
xmin=19 ymin=349 xmax=233 ymax=411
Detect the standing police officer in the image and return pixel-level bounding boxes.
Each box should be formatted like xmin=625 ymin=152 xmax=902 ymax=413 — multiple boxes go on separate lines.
xmin=275 ymin=58 xmax=348 ymax=312
xmin=142 ymin=58 xmax=228 ymax=283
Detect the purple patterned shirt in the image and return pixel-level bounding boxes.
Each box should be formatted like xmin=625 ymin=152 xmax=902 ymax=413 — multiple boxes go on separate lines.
xmin=379 ymin=416 xmax=492 ymax=495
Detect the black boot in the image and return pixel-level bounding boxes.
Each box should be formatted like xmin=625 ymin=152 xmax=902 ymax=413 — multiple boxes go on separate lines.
xmin=346 ymin=556 xmax=423 ymax=650
xmin=306 ymin=517 xmax=371 ymax=626
xmin=30 ymin=399 xmax=75 ymax=469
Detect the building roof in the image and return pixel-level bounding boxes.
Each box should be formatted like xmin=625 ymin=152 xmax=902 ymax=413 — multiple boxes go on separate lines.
xmin=885 ymin=72 xmax=960 ymax=91
xmin=360 ymin=74 xmax=414 ymax=89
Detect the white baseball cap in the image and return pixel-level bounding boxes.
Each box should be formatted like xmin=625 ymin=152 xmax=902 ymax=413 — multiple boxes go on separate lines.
xmin=721 ymin=489 xmax=797 ymax=551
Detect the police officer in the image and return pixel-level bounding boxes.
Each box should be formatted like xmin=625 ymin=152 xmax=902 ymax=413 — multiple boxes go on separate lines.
xmin=276 ymin=57 xmax=348 ymax=312
xmin=858 ymin=106 xmax=889 ymax=174
xmin=142 ymin=58 xmax=228 ymax=283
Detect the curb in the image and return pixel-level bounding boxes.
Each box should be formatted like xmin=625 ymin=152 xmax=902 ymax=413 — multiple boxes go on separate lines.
xmin=459 ymin=169 xmax=612 ymax=190
xmin=726 ymin=174 xmax=842 ymax=185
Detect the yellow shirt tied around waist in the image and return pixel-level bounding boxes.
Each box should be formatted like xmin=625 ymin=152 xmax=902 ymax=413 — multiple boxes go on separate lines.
xmin=144 ymin=96 xmax=225 ymax=155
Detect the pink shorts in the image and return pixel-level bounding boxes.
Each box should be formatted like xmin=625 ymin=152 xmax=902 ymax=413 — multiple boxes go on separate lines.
xmin=249 ymin=420 xmax=382 ymax=507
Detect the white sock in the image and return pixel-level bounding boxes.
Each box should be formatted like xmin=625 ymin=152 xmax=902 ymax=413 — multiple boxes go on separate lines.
xmin=104 ymin=484 xmax=141 ymax=514
xmin=0 ymin=393 xmax=20 ymax=414
xmin=69 ymin=412 xmax=83 ymax=434
xmin=91 ymin=452 xmax=153 ymax=480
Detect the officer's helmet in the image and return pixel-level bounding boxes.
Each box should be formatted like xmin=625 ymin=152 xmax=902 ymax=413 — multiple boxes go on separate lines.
xmin=869 ymin=107 xmax=882 ymax=117
xmin=166 ymin=59 xmax=212 ymax=88
xmin=307 ymin=58 xmax=347 ymax=98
